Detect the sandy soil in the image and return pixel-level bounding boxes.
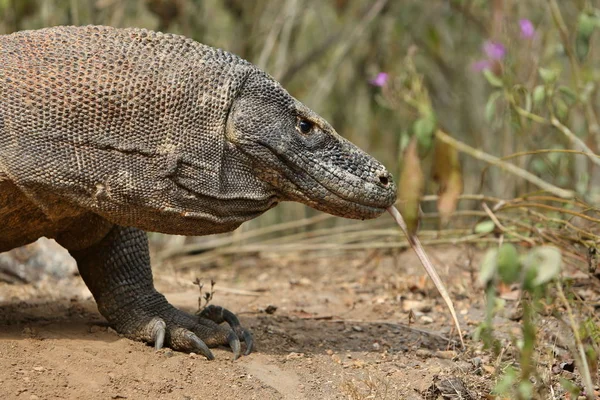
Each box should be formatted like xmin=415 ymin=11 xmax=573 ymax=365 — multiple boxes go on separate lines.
xmin=0 ymin=244 xmax=518 ymax=399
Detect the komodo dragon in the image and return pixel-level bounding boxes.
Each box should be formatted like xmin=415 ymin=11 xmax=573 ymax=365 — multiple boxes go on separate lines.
xmin=0 ymin=25 xmax=397 ymax=360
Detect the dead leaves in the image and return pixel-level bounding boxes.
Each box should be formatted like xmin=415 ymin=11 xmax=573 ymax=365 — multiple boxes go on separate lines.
xmin=433 ymin=133 xmax=463 ymax=226
xmin=398 ymin=130 xmax=463 ymax=232
xmin=398 ymin=137 xmax=424 ymax=235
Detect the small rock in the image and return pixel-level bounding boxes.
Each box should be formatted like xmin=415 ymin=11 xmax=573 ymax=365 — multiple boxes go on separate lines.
xmin=264 ymin=305 xmax=277 ymax=314
xmin=29 ymin=395 xmax=39 ymax=400
xmin=372 ymin=342 xmax=380 ymax=351
xmin=352 ymin=326 xmax=363 ymax=332
xmin=32 ymin=366 xmax=44 ymax=372
xmin=425 ymin=376 xmax=474 ymax=400
xmin=471 ymin=357 xmax=482 ymax=368
xmin=482 ymin=365 xmax=495 ymax=374
xmin=163 ymin=350 xmax=174 ymax=358
xmin=435 ymin=350 xmax=457 ymax=360
xmin=286 ymin=352 xmax=304 ymax=360
xmin=402 ymin=299 xmax=432 ymax=313
xmin=419 ymin=315 xmax=433 ymax=324
xmin=89 ymin=325 xmax=107 ymax=333
xmin=416 ymin=349 xmax=432 ymax=358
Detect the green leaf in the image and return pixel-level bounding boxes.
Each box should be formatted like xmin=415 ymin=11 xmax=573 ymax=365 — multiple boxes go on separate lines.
xmin=578 ymin=12 xmax=596 ymax=38
xmin=539 ymin=67 xmax=558 ymax=84
xmin=532 ymin=85 xmax=545 ymax=107
xmin=399 ymin=131 xmax=410 ymax=152
xmin=483 ymin=69 xmax=503 ymax=88
xmin=479 ymin=248 xmax=498 ymax=286
xmin=559 ymin=378 xmax=581 ymax=397
xmin=493 ymin=366 xmax=517 ymax=395
xmin=518 ymin=381 xmax=533 ymax=399
xmin=576 ymin=35 xmax=590 ymax=62
xmin=413 ymin=115 xmax=437 ymax=152
xmin=558 ymin=86 xmax=578 ymax=105
xmin=554 ymin=97 xmax=569 ymax=120
xmin=475 ymin=220 xmax=495 ymax=234
xmin=497 ymin=244 xmax=521 ymax=284
xmin=485 ymin=91 xmax=502 ymax=122
xmin=522 ymin=246 xmax=562 ymax=286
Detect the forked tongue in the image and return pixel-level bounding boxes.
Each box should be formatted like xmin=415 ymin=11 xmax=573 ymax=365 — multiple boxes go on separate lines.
xmin=387 ymin=206 xmax=464 ymax=347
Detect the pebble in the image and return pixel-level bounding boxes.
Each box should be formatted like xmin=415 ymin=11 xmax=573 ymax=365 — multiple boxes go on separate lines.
xmin=415 ymin=349 xmax=432 ymax=358
xmin=435 ymin=350 xmax=457 ymax=360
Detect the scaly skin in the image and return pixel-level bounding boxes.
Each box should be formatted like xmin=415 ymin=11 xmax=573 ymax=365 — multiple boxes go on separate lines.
xmin=0 ymin=26 xmax=396 ymax=359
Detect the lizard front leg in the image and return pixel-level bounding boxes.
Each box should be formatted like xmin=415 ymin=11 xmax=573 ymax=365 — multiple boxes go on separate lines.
xmin=63 ymin=224 xmax=253 ymax=360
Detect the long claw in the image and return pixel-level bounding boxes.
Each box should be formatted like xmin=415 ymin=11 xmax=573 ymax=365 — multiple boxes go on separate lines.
xmin=242 ymin=329 xmax=254 ymax=355
xmin=186 ymin=331 xmax=215 ymax=361
xmin=154 ymin=324 xmax=166 ymax=351
xmin=228 ymin=330 xmax=241 ymax=361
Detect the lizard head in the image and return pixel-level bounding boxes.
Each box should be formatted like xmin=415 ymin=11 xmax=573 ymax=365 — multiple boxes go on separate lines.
xmin=226 ymin=71 xmax=397 ymax=220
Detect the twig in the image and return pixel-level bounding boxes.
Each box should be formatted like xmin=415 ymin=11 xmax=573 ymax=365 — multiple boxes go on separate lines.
xmin=435 ymin=129 xmax=575 ymax=199
xmin=215 ymin=286 xmax=265 ymax=297
xmin=500 ymin=202 xmax=600 ymax=224
xmin=547 ymin=0 xmax=600 ymax=143
xmin=159 ymin=213 xmax=331 ymax=259
xmin=387 ymin=206 xmax=464 ymax=347
xmin=550 ymin=117 xmax=600 ymax=167
xmin=555 ymin=281 xmax=595 ymax=400
xmin=310 ymin=0 xmax=389 ymax=109
xmin=173 ymin=234 xmax=510 ymax=269
xmin=482 ymin=202 xmax=535 ymax=245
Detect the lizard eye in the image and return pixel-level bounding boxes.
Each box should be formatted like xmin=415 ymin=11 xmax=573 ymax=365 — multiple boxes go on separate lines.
xmin=297 ymin=119 xmax=314 ymax=135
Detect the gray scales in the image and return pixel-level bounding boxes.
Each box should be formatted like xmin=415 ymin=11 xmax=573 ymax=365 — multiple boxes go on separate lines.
xmin=0 ymin=26 xmax=396 ymax=360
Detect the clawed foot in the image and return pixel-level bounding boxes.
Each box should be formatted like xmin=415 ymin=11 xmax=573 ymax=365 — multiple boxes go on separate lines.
xmin=117 ymin=304 xmax=253 ymax=361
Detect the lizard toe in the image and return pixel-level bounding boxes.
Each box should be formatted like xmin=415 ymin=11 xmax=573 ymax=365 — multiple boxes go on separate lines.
xmin=198 ymin=305 xmax=254 ymax=356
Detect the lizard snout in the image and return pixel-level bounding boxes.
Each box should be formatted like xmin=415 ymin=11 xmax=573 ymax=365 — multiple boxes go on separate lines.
xmin=376 ymin=170 xmax=392 ymax=188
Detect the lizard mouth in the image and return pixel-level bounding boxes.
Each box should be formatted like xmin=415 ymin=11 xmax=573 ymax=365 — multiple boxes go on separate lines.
xmin=252 ymin=141 xmax=394 ymax=218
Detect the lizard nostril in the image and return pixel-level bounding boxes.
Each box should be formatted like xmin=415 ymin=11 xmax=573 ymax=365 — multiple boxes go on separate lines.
xmin=378 ymin=173 xmax=390 ymax=187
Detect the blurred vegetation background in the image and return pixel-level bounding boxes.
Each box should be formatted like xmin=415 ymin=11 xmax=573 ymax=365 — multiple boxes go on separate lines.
xmin=1 ymin=0 xmax=598 ymax=235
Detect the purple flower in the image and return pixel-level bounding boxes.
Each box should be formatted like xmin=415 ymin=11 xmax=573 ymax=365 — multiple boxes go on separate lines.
xmin=369 ymin=72 xmax=389 ymax=87
xmin=483 ymin=41 xmax=506 ymax=60
xmin=519 ymin=19 xmax=535 ymax=39
xmin=472 ymin=60 xmax=492 ymax=72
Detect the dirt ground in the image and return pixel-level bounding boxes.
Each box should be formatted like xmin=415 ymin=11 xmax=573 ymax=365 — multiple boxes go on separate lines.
xmin=0 ymin=241 xmax=561 ymax=399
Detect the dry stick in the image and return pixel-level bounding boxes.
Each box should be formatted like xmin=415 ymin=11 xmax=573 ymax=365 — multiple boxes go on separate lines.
xmin=387 ymin=206 xmax=465 ymax=348
xmin=256 ymin=3 xmax=287 ymax=70
xmin=310 ymin=0 xmax=388 ymax=109
xmin=555 ymin=282 xmax=595 ymax=400
xmin=435 ymin=130 xmax=575 ymax=199
xmin=479 ymin=149 xmax=600 ymax=195
xmin=547 ymin=0 xmax=600 ymax=144
xmin=550 ymin=117 xmax=600 ymax=168
xmin=501 ymin=203 xmax=600 ymax=224
xmin=161 ymin=213 xmax=332 ymax=259
xmin=482 ymin=202 xmax=535 ymax=245
xmin=173 ymin=234 xmax=507 ymax=269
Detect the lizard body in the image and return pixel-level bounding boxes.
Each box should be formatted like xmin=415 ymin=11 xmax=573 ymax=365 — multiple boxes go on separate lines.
xmin=0 ymin=26 xmax=396 ymax=359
